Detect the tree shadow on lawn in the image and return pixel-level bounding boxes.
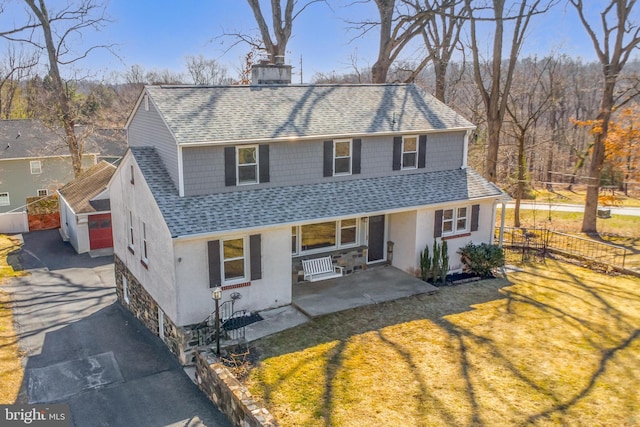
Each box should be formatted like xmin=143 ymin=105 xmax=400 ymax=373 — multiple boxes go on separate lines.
xmin=249 ymin=262 xmax=640 ymax=426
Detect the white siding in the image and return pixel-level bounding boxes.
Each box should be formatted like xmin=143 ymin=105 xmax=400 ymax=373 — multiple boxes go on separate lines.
xmin=174 ymin=226 xmax=292 ymax=326
xmin=111 ymin=152 xmax=178 ymax=321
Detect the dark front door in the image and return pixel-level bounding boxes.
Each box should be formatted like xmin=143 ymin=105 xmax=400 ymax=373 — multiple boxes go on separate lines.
xmin=367 ymin=215 xmax=385 ymax=263
xmin=89 ymin=213 xmax=113 ymax=250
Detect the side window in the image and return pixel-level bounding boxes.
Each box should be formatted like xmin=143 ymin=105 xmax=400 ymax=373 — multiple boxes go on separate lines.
xmin=128 ymin=211 xmax=135 ymax=252
xmin=0 ymin=192 xmax=9 ymax=206
xmin=30 ymin=160 xmax=42 ymax=174
xmin=37 ymin=189 xmax=49 ymax=197
xmin=222 ymin=238 xmax=245 ymax=281
xmin=442 ymin=207 xmax=468 ymax=235
xmin=141 ymin=221 xmax=149 ymax=265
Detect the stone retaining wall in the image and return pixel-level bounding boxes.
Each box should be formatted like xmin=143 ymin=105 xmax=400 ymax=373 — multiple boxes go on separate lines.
xmin=195 ymin=351 xmax=279 ymax=427
xmin=115 ymin=255 xmax=216 ymax=365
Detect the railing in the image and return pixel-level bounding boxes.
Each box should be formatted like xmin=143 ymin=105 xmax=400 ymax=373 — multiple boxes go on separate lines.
xmin=496 ymin=227 xmax=628 ymax=269
xmin=195 ymin=298 xmax=248 ymax=347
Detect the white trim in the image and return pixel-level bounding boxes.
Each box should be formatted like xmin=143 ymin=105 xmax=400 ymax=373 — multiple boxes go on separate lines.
xmin=220 ymin=236 xmax=248 ymax=285
xmin=30 ymin=160 xmax=42 ymax=174
xmin=175 ymin=126 xmax=476 ymax=147
xmin=462 ymin=129 xmax=471 ymax=169
xmin=0 ymin=153 xmax=100 ymax=162
xmin=292 ymin=218 xmax=361 ymax=256
xmin=178 ymin=146 xmax=185 ymax=197
xmin=0 ymin=192 xmax=9 ymax=206
xmin=401 ymin=135 xmax=418 ymax=170
xmin=236 ymin=145 xmax=259 ymax=186
xmin=333 ymin=139 xmax=352 ymax=176
xmin=441 ymin=205 xmax=470 ymax=236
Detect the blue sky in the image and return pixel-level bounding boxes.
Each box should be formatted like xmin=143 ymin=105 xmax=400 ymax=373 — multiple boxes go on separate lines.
xmin=0 ymin=1 xmax=615 ymax=83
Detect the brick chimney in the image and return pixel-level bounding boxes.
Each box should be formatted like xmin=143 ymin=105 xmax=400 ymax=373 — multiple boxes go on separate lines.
xmin=251 ymin=56 xmax=292 ymax=85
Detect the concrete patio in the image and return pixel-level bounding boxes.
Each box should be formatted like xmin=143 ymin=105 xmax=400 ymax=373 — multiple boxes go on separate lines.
xmin=231 ymin=265 xmax=440 ymax=344
xmin=292 ymin=265 xmax=439 ymax=317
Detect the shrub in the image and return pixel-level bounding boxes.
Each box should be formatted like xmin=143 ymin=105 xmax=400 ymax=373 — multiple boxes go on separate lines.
xmin=458 ymin=242 xmax=505 ymax=277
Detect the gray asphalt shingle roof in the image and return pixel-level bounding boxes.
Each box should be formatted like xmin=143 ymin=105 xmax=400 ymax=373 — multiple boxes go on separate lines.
xmin=145 ymin=84 xmax=474 ymax=144
xmin=131 ymin=147 xmax=505 ymax=238
xmin=0 ymin=119 xmax=127 ymax=160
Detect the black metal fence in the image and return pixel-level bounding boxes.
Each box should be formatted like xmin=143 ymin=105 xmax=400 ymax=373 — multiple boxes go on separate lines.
xmin=495 ymin=227 xmax=629 ymax=269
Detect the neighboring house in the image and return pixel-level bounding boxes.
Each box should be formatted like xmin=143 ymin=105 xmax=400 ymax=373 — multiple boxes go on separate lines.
xmin=58 ymin=161 xmax=116 ymax=254
xmin=0 ymin=119 xmax=127 ymax=215
xmin=109 ymin=63 xmax=508 ymax=364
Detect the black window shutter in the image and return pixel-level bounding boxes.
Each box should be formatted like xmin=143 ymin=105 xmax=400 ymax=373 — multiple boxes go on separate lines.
xmin=352 ymin=138 xmax=362 ymax=175
xmin=392 ymin=137 xmax=402 ymax=170
xmin=471 ymin=204 xmax=480 ymax=232
xmin=323 ymin=140 xmax=333 ymax=177
xmin=224 ymin=147 xmax=236 ymax=187
xmin=418 ymin=135 xmax=427 ymax=168
xmin=207 ymin=240 xmax=221 ymax=287
xmin=259 ymin=144 xmax=270 ymax=183
xmin=249 ymin=234 xmax=262 ymax=280
xmin=434 ymin=209 xmax=443 ymax=238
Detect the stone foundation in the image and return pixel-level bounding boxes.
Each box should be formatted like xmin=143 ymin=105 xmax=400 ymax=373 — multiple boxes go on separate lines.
xmin=292 ymin=246 xmax=368 ymax=283
xmin=195 ymin=352 xmax=279 ymax=427
xmin=115 ymin=255 xmax=217 ymax=365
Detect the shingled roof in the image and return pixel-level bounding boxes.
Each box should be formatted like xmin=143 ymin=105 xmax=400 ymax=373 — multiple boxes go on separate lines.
xmin=59 ymin=161 xmax=116 ymax=214
xmin=0 ymin=119 xmax=126 ymax=160
xmin=131 ymin=147 xmax=504 ymax=238
xmin=143 ymin=83 xmax=474 ymax=144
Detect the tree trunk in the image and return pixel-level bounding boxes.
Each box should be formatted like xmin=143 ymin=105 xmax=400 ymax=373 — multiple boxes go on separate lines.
xmin=581 ymin=80 xmax=615 ymax=233
xmin=514 ymin=134 xmax=526 ymax=228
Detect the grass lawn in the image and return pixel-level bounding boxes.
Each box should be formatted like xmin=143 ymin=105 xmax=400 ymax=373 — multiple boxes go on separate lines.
xmin=245 ymin=260 xmax=640 ymax=426
xmin=0 ymin=235 xmax=25 ymax=404
xmin=526 ymin=187 xmax=640 ymax=207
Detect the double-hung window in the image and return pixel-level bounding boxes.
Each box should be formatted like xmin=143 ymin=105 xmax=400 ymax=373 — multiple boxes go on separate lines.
xmin=0 ymin=192 xmax=9 ymax=206
xmin=222 ymin=238 xmax=245 ymax=281
xmin=30 ymin=160 xmax=42 ymax=174
xmin=237 ymin=146 xmax=258 ymax=185
xmin=141 ymin=221 xmax=149 ymax=265
xmin=442 ymin=206 xmax=468 ymax=235
xmin=402 ymin=136 xmax=418 ymax=169
xmin=334 ymin=139 xmax=352 ymax=175
xmin=128 ymin=211 xmax=135 ymax=252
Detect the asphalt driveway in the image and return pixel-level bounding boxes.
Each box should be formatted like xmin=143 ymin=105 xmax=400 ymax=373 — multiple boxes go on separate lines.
xmin=4 ymin=229 xmax=231 ymax=427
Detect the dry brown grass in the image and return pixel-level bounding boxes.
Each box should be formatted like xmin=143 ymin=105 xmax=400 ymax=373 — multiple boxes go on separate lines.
xmin=246 ymin=260 xmax=640 ymax=426
xmin=0 ymin=235 xmax=25 ymax=404
xmin=530 ymin=187 xmax=640 ymax=207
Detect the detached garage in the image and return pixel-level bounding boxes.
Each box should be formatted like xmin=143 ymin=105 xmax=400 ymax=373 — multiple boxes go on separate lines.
xmin=58 ymin=161 xmax=116 ymax=255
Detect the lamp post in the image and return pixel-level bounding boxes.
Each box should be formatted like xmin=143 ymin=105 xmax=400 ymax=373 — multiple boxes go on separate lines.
xmin=211 ymin=287 xmax=222 ymax=357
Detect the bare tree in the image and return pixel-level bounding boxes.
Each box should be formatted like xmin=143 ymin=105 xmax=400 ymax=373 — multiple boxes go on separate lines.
xmin=505 ymin=56 xmax=555 ymax=227
xmin=0 ymin=45 xmax=39 ymax=118
xmin=1 ymin=0 xmax=113 ymax=177
xmin=405 ymin=0 xmax=467 ymax=100
xmin=465 ymin=0 xmax=557 ymax=183
xmin=568 ymin=0 xmax=640 ymax=233
xmin=185 ymin=55 xmax=231 ymax=85
xmin=245 ymin=0 xmax=325 ymax=62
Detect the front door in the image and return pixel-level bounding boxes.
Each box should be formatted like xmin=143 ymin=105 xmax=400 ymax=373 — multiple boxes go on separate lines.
xmin=367 ymin=215 xmax=385 ymax=263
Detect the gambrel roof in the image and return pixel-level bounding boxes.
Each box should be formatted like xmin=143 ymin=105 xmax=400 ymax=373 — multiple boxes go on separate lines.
xmin=143 ymin=84 xmax=474 ymax=144
xmin=131 ymin=147 xmax=504 ymax=238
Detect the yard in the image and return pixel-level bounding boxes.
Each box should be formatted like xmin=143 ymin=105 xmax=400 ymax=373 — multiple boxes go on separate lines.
xmin=0 ymin=235 xmax=25 ymax=403
xmin=245 ymin=260 xmax=640 ymax=426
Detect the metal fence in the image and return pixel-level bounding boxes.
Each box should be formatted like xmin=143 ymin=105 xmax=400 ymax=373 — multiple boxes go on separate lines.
xmin=496 ymin=227 xmax=629 ymax=269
